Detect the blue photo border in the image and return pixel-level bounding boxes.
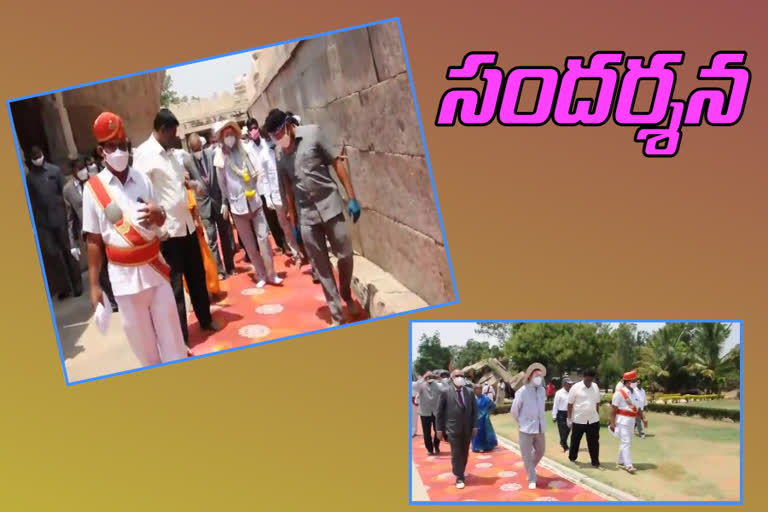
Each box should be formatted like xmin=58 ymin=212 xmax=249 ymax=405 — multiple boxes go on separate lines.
xmin=6 ymin=17 xmax=460 ymax=386
xmin=408 ymin=319 xmax=743 ymax=505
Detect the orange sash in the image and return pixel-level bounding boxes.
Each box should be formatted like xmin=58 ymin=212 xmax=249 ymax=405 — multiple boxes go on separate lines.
xmin=617 ymin=387 xmax=638 ymax=417
xmin=86 ymin=175 xmax=170 ymax=282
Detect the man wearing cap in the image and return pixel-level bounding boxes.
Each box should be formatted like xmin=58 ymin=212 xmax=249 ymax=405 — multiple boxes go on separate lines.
xmin=567 ymin=368 xmax=602 ymax=467
xmin=610 ymin=370 xmax=647 ymax=473
xmin=213 ymin=119 xmax=282 ymax=287
xmin=436 ymin=369 xmax=478 ymax=489
xmin=81 ymin=112 xmax=188 ymax=365
xmin=263 ymin=109 xmax=362 ymax=326
xmin=133 ymin=109 xmax=221 ymax=345
xmin=510 ymin=363 xmax=548 ymax=489
xmin=552 ymin=377 xmax=573 ymax=452
xmin=244 ymin=117 xmax=299 ymax=261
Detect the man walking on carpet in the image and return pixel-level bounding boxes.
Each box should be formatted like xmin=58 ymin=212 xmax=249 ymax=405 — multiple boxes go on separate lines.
xmin=510 ymin=362 xmax=548 ymax=489
xmin=436 ymin=369 xmax=478 ymax=489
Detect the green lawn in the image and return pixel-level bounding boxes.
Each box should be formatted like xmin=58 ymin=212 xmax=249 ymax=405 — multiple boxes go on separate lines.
xmin=492 ymin=411 xmax=740 ymax=501
xmin=663 ymin=399 xmax=740 ymax=410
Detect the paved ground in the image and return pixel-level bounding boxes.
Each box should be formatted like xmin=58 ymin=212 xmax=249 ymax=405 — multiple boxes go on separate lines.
xmin=56 ymin=245 xmax=366 ymax=383
xmin=411 ymin=434 xmax=608 ymax=502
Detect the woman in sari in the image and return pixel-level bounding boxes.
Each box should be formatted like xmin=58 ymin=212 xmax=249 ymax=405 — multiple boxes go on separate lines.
xmin=472 ymin=384 xmax=498 ymax=452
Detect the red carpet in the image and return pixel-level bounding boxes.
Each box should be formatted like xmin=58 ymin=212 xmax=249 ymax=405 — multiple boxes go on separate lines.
xmin=412 ymin=435 xmax=606 ymax=502
xmin=186 ymin=243 xmax=366 ymax=355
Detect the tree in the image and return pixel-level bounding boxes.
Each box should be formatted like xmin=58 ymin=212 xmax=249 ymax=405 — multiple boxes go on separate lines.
xmin=450 ymin=339 xmax=504 ymax=368
xmin=614 ymin=323 xmax=642 ymax=370
xmin=413 ymin=332 xmax=451 ymax=375
xmin=160 ymin=74 xmax=182 ymax=108
xmin=635 ymin=322 xmax=733 ymax=393
xmin=475 ymin=322 xmax=513 ymax=346
xmin=717 ymin=344 xmax=740 ymax=392
xmin=504 ymin=323 xmax=617 ymax=377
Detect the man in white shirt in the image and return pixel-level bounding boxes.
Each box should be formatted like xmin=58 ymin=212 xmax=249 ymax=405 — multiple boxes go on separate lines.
xmin=567 ymin=368 xmax=602 ymax=467
xmin=481 ymin=382 xmax=496 ymax=402
xmin=610 ymin=369 xmax=647 ymax=473
xmin=634 ymin=379 xmax=647 ymax=438
xmin=82 ymin=112 xmax=187 ymax=366
xmin=411 ymin=377 xmax=420 ymax=437
xmin=511 ymin=363 xmax=548 ymax=489
xmin=133 ymin=109 xmax=221 ymax=345
xmin=243 ymin=118 xmax=299 ymax=260
xmin=552 ymin=377 xmax=573 ymax=452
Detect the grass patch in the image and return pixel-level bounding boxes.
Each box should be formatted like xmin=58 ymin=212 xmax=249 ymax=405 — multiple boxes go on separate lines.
xmin=491 ymin=411 xmax=739 ymax=501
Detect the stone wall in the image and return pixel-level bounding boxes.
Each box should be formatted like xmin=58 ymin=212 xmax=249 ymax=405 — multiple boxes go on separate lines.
xmin=247 ymin=22 xmax=453 ymax=306
xmin=64 ymin=71 xmax=164 ymax=154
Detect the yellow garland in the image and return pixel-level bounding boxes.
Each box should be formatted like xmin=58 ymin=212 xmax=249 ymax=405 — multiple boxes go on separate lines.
xmin=228 ymin=157 xmax=257 ymax=198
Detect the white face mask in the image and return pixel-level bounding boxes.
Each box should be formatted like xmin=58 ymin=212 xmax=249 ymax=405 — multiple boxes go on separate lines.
xmin=193 ymin=150 xmax=203 ymax=159
xmin=32 ymin=157 xmax=44 ymax=166
xmin=630 ymin=382 xmax=638 ymax=390
xmin=532 ymin=376 xmax=543 ymax=387
xmin=104 ymin=149 xmax=129 ymax=172
xmin=76 ymin=168 xmax=88 ymax=181
xmin=452 ymin=377 xmax=465 ymax=388
xmin=224 ymin=136 xmax=236 ymax=148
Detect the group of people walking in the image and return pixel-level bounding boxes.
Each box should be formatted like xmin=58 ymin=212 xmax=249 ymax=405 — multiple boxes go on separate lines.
xmin=412 ymin=363 xmax=649 ymax=490
xmin=26 ymin=106 xmax=364 ymax=368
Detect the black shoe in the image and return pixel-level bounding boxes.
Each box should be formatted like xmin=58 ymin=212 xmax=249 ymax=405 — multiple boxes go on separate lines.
xmin=111 ymin=304 xmax=119 ymax=313
xmin=427 ymin=451 xmax=434 ymax=456
xmin=218 ymin=273 xmax=226 ymax=280
xmin=73 ymin=289 xmax=83 ymax=297
xmin=58 ymin=292 xmax=71 ymax=300
xmin=435 ymin=448 xmax=440 ymax=455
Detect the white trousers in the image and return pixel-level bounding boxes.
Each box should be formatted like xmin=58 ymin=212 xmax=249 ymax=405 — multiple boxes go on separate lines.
xmin=412 ymin=404 xmax=420 ymax=436
xmin=115 ymin=282 xmax=187 ymax=367
xmin=616 ymin=422 xmax=634 ymax=468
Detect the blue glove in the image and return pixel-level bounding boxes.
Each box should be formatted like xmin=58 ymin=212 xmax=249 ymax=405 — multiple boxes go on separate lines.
xmin=348 ymin=198 xmax=361 ymax=223
xmin=293 ymin=225 xmax=303 ymax=246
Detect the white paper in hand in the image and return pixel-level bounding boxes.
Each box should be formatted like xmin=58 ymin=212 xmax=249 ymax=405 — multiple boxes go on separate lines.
xmin=94 ymin=294 xmax=112 ymax=335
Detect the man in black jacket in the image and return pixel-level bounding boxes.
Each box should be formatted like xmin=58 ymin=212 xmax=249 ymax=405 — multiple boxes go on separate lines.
xmin=26 ymin=146 xmax=83 ymax=299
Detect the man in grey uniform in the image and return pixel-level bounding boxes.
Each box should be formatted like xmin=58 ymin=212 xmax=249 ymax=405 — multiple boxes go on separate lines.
xmin=413 ymin=371 xmax=447 ymax=455
xmin=263 ymin=109 xmax=362 ymax=326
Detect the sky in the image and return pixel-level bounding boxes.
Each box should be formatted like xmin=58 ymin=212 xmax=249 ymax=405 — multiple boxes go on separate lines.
xmin=410 ymin=321 xmax=741 ymax=361
xmin=167 ymin=51 xmax=254 ymax=99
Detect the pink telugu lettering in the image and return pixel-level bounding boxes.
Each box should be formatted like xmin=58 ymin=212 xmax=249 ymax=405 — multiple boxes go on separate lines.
xmin=435 ymin=51 xmax=751 ymax=158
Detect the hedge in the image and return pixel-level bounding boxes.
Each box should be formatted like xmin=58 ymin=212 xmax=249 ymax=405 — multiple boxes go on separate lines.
xmin=645 ymin=403 xmax=739 ymax=421
xmin=657 ymin=394 xmax=724 ymax=403
xmin=495 ymin=398 xmax=738 ymax=422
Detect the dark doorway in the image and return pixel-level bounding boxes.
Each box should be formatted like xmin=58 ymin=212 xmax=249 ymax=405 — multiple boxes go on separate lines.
xmin=9 ymin=97 xmax=48 ymax=165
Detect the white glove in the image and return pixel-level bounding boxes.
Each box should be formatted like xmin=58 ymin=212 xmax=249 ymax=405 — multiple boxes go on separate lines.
xmin=221 ymin=204 xmax=229 ymax=217
xmin=70 ymin=247 xmax=80 ymax=260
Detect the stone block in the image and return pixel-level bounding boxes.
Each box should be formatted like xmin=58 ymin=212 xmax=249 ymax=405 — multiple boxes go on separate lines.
xmin=326 ymin=28 xmax=379 ymax=101
xmin=357 ymin=210 xmax=454 ymax=305
xmin=296 ymin=53 xmax=333 ymax=109
xmin=368 ymin=21 xmax=407 ymax=80
xmin=356 ymin=74 xmax=424 ymax=155
xmin=345 ymin=147 xmax=443 ymax=243
xmin=330 ymin=254 xmax=429 ymax=318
